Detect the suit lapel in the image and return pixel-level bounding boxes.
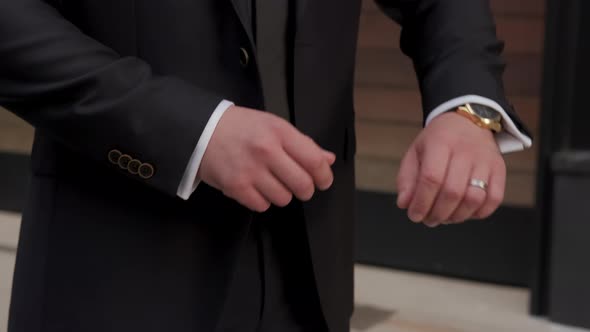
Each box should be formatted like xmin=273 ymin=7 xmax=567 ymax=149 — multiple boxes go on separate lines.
xmin=230 ymin=0 xmax=255 ymax=47
xmin=230 ymin=0 xmax=309 ymax=43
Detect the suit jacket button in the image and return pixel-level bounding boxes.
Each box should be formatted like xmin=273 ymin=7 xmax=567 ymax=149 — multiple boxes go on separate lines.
xmin=239 ymin=47 xmax=250 ymax=67
xmin=127 ymin=159 xmax=141 ymax=175
xmin=118 ymin=154 xmax=132 ymax=170
xmin=108 ymin=149 xmax=122 ymax=165
xmin=138 ymin=163 xmax=155 ymax=179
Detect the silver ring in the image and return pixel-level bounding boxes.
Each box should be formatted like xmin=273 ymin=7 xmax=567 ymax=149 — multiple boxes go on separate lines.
xmin=469 ymin=178 xmax=488 ymax=192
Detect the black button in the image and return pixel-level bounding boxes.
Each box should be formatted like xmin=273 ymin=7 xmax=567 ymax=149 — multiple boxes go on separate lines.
xmin=127 ymin=159 xmax=141 ymax=175
xmin=239 ymin=47 xmax=249 ymax=67
xmin=138 ymin=163 xmax=155 ymax=179
xmin=108 ymin=149 xmax=122 ymax=165
xmin=118 ymin=154 xmax=132 ymax=170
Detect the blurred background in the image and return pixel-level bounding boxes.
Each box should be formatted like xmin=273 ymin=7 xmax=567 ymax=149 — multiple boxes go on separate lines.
xmin=2 ymin=0 xmax=590 ymax=331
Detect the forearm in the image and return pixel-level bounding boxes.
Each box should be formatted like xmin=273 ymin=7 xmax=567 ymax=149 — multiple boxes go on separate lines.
xmin=377 ymin=2 xmax=512 ymax=113
xmin=0 ymin=0 xmax=223 ymax=195
xmin=376 ymin=0 xmax=532 ymax=141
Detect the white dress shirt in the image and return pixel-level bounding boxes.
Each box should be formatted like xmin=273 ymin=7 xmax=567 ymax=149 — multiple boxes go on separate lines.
xmin=176 ymin=95 xmax=533 ymax=200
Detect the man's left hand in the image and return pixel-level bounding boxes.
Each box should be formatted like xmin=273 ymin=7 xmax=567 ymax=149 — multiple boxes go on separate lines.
xmin=396 ymin=112 xmax=506 ymax=227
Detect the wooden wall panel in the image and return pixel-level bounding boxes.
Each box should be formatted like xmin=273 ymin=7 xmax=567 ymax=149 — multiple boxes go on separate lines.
xmin=0 ymin=108 xmax=33 ymax=154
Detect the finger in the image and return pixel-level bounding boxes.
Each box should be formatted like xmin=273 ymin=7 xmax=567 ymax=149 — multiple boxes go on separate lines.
xmin=423 ymin=218 xmax=442 ymax=228
xmin=255 ymin=172 xmax=294 ymax=208
xmin=268 ymin=151 xmax=316 ymax=201
xmin=449 ymin=165 xmax=490 ymax=223
xmin=396 ymin=146 xmax=419 ymax=209
xmin=231 ymin=187 xmax=271 ymax=213
xmin=426 ymin=154 xmax=471 ymax=223
xmin=408 ymin=145 xmax=451 ymax=224
xmin=474 ymin=159 xmax=506 ymax=219
xmin=323 ymin=150 xmax=336 ymax=166
xmin=283 ymin=134 xmax=334 ymax=191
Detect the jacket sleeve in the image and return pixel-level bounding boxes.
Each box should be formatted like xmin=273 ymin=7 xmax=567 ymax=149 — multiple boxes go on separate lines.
xmin=374 ymin=0 xmax=531 ymax=136
xmin=0 ymin=0 xmax=225 ymax=196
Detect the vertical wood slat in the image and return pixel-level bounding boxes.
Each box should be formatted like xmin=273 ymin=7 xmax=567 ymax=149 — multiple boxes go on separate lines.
xmin=0 ymin=108 xmax=34 ymax=155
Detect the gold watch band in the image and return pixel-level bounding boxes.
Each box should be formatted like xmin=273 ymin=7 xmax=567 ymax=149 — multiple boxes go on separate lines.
xmin=456 ymin=105 xmax=503 ymax=133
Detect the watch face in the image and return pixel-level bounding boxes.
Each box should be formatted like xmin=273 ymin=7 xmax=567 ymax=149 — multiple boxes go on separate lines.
xmin=470 ymin=104 xmax=502 ymax=121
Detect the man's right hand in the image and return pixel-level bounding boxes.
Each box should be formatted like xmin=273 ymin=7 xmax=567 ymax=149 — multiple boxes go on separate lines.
xmin=198 ymin=106 xmax=336 ymax=212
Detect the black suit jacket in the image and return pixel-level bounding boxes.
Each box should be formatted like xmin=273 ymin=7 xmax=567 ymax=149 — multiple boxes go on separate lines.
xmin=0 ymin=0 xmax=527 ymax=331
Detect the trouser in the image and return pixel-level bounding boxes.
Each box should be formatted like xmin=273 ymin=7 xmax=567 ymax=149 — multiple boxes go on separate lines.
xmin=216 ymin=203 xmax=330 ymax=332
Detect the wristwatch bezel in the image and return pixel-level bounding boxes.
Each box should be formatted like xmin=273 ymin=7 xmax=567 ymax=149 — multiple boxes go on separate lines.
xmin=456 ymin=103 xmax=503 ymax=133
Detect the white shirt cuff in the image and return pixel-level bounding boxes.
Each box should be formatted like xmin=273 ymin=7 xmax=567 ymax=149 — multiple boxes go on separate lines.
xmin=176 ymin=100 xmax=234 ymax=200
xmin=425 ymin=95 xmax=533 ymax=154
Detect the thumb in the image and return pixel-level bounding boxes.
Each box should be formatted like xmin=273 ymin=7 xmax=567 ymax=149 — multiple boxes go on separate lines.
xmin=397 ymin=146 xmax=419 ymax=209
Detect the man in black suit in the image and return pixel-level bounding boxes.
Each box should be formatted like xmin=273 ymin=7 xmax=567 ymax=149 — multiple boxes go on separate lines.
xmin=0 ymin=0 xmax=532 ymax=331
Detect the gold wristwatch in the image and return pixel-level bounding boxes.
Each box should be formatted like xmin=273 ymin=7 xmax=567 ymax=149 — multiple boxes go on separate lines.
xmin=455 ymin=103 xmax=503 ymax=133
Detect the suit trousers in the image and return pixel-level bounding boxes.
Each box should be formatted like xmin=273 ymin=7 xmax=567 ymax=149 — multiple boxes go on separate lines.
xmin=215 ymin=203 xmax=330 ymax=332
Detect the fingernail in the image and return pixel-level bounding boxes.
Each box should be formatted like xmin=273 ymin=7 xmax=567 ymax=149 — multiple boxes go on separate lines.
xmin=409 ymin=212 xmax=423 ymax=223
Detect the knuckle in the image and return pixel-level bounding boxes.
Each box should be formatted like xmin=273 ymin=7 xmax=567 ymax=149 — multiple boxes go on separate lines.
xmin=303 ymin=134 xmax=316 ymax=143
xmin=251 ymin=137 xmax=275 ymax=158
xmin=225 ymin=176 xmax=251 ymax=196
xmin=420 ymin=172 xmax=442 ymax=188
xmin=464 ymin=192 xmax=485 ymax=207
xmin=396 ymin=176 xmax=408 ymax=190
xmin=489 ymin=192 xmax=504 ymax=207
xmin=494 ymin=157 xmax=507 ymax=171
xmin=269 ymin=117 xmax=290 ymax=135
xmin=414 ymin=198 xmax=430 ymax=211
xmin=443 ymin=186 xmax=463 ymax=201
xmin=308 ymin=155 xmax=325 ymax=171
